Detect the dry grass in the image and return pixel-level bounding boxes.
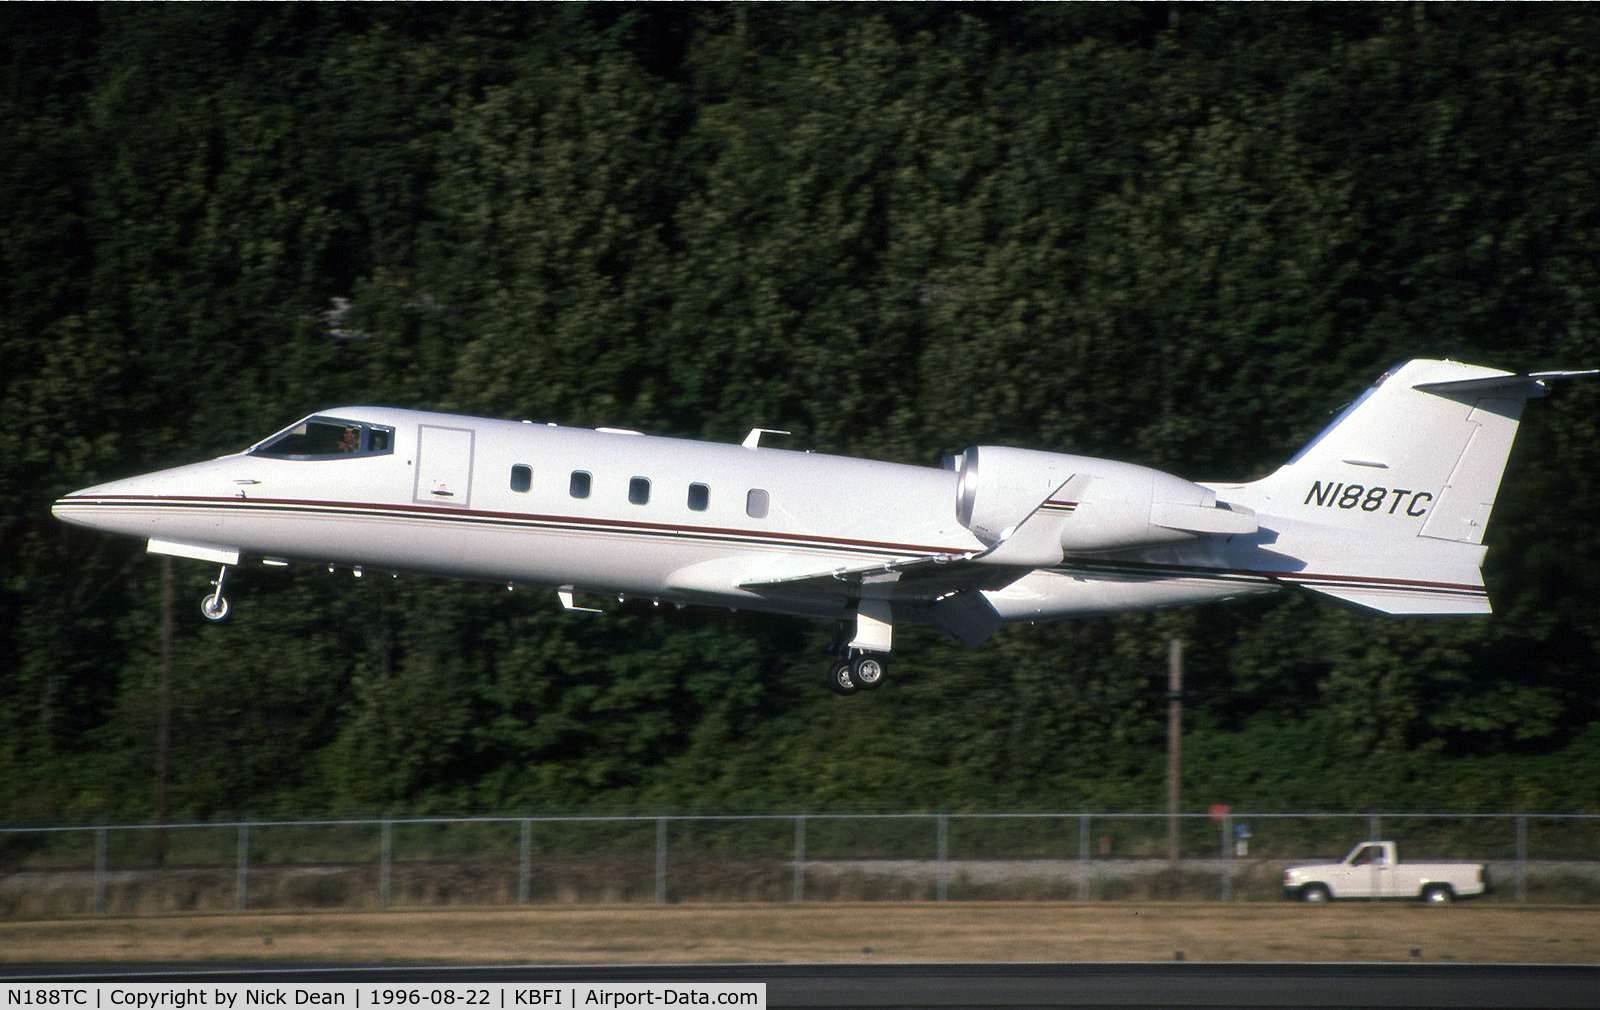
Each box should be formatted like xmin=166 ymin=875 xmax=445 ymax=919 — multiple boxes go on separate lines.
xmin=2 ymin=903 xmax=1597 ymax=966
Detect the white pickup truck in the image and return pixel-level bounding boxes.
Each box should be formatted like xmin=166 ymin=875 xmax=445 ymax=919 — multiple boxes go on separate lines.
xmin=1283 ymin=841 xmax=1488 ymax=903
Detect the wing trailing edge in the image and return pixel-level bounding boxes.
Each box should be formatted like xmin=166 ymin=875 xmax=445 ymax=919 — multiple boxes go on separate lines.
xmin=1296 ymin=581 xmax=1491 ymax=615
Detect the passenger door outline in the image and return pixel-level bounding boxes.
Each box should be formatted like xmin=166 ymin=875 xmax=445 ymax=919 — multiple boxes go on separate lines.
xmin=414 ymin=425 xmax=475 ymax=508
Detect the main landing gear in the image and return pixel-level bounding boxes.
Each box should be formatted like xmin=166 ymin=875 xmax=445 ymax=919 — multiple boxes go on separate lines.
xmin=199 ymin=564 xmax=230 ymax=621
xmin=825 ymin=605 xmax=892 ymax=696
xmin=826 ymin=652 xmax=886 ymax=696
xmin=824 ymin=616 xmax=888 ymax=695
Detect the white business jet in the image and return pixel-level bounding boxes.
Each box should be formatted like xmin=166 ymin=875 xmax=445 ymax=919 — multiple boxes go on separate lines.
xmin=53 ymin=359 xmax=1591 ymax=694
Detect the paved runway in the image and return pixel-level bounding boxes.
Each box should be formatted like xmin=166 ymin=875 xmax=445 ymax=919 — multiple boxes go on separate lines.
xmin=4 ymin=962 xmax=1597 ymax=1009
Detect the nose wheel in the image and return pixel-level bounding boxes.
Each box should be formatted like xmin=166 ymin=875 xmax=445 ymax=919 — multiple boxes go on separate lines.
xmin=199 ymin=565 xmax=231 ymax=621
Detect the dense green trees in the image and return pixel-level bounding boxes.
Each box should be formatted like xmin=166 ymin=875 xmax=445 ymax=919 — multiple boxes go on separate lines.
xmin=3 ymin=4 xmax=1598 ymax=824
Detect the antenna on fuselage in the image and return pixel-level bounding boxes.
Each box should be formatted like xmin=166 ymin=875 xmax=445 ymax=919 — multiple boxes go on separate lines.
xmin=742 ymin=428 xmax=791 ymax=449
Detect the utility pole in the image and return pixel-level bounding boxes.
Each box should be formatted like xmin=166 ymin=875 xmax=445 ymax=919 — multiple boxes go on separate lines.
xmin=155 ymin=556 xmax=172 ymax=866
xmin=1166 ymin=638 xmax=1183 ymax=867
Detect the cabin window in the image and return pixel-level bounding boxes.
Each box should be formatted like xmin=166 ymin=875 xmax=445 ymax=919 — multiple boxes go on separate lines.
xmin=249 ymin=417 xmax=395 ymax=460
xmin=687 ymin=483 xmax=710 ymax=512
xmin=570 ymin=471 xmax=591 ymax=499
xmin=746 ymin=488 xmax=770 ymax=519
xmin=510 ymin=465 xmax=532 ymax=493
xmin=629 ymin=477 xmax=651 ymax=505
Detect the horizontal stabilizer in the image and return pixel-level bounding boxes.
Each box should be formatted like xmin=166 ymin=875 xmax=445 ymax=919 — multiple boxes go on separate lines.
xmin=1415 ymin=368 xmax=1599 ymax=397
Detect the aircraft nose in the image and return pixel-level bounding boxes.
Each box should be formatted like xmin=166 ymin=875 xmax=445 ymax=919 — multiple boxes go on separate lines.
xmin=51 ymin=464 xmax=214 ymax=534
xmin=52 ymin=473 xmax=152 ymax=531
xmin=51 ymin=489 xmax=82 ymax=521
xmin=52 ymin=456 xmax=249 ymax=543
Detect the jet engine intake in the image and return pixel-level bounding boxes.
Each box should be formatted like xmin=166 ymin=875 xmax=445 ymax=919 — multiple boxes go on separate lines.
xmin=954 ymin=446 xmax=1079 ymax=546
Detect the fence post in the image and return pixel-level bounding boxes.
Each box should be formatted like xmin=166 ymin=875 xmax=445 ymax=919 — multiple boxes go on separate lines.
xmin=94 ymin=827 xmax=107 ymax=915
xmin=1220 ymin=814 xmax=1233 ymax=902
xmin=792 ymin=815 xmax=806 ymax=904
xmin=1077 ymin=814 xmax=1090 ymax=902
xmin=1367 ymin=814 xmax=1381 ymax=902
xmin=655 ymin=817 xmax=667 ymax=905
xmin=519 ymin=819 xmax=532 ymax=905
xmin=236 ymin=823 xmax=249 ymax=911
xmin=936 ymin=814 xmax=949 ymax=902
xmin=380 ymin=820 xmax=392 ymax=908
xmin=1515 ymin=814 xmax=1527 ymax=905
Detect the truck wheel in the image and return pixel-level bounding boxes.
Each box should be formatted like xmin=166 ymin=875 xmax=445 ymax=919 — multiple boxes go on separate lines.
xmin=1299 ymin=884 xmax=1332 ymax=903
xmin=1421 ymin=884 xmax=1454 ymax=904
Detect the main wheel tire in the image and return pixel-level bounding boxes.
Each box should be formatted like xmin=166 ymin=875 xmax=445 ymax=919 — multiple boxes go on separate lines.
xmin=852 ymin=655 xmax=884 ymax=689
xmin=1299 ymin=883 xmax=1332 ymax=903
xmin=1421 ymin=884 xmax=1454 ymax=904
xmin=827 ymin=659 xmax=859 ymax=696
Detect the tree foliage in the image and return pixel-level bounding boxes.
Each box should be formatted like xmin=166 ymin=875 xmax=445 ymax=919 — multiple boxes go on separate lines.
xmin=3 ymin=4 xmax=1598 ymax=823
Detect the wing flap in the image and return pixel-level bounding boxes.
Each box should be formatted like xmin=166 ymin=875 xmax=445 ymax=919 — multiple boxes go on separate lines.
xmin=1296 ymin=580 xmax=1490 ymax=615
xmin=736 ymin=549 xmax=1025 ymax=601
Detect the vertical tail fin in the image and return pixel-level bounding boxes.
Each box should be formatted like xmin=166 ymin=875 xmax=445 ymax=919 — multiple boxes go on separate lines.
xmin=1230 ymin=359 xmax=1580 ymax=614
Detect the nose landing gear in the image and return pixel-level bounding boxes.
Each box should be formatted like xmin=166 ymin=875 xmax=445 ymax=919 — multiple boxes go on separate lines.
xmin=199 ymin=565 xmax=230 ymax=621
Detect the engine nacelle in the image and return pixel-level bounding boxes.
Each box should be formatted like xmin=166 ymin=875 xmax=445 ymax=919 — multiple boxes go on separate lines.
xmin=954 ymin=446 xmax=1079 ymax=545
xmin=952 ymin=446 xmax=1255 ymax=558
xmin=1057 ymin=465 xmax=1217 ymax=552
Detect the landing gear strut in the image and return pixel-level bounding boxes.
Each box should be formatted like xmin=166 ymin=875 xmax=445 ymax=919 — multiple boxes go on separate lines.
xmin=199 ymin=565 xmax=231 ymax=621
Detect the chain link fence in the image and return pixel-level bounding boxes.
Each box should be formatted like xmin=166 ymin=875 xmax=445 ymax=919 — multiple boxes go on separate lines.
xmin=3 ymin=811 xmax=1597 ymax=916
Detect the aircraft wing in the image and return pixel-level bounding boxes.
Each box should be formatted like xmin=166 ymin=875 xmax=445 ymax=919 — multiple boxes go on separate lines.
xmin=732 ymin=474 xmax=1086 ymax=602
xmin=736 ymin=549 xmax=1029 ymax=600
xmin=732 ymin=551 xmax=1029 ymax=647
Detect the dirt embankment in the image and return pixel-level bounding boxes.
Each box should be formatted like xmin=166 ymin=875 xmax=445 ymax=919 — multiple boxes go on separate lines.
xmin=2 ymin=903 xmax=1597 ymax=966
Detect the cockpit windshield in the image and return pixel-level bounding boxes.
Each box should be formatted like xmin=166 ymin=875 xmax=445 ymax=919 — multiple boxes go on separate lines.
xmin=248 ymin=416 xmax=394 ymax=460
